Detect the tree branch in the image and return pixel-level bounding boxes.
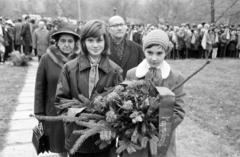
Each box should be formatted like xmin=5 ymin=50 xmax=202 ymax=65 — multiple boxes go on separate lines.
xmin=215 ymin=0 xmax=240 ymax=22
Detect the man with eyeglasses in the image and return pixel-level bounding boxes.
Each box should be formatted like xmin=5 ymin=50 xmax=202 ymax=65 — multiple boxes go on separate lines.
xmin=108 ymin=15 xmax=144 ymax=79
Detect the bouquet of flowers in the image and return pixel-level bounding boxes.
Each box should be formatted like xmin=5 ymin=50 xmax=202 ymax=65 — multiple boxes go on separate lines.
xmin=53 ymin=79 xmax=175 ymax=155
xmin=83 ymin=80 xmax=175 ymax=155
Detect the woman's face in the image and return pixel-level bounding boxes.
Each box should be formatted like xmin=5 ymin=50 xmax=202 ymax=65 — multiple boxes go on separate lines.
xmin=144 ymin=45 xmax=166 ymax=67
xmin=57 ymin=34 xmax=75 ymax=54
xmin=85 ymin=35 xmax=105 ymax=58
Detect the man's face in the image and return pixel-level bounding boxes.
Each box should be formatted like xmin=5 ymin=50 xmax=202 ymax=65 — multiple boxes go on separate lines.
xmin=108 ymin=16 xmax=127 ymax=39
xmin=38 ymin=21 xmax=45 ymax=29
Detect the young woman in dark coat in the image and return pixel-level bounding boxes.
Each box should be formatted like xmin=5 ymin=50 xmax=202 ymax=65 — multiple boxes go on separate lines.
xmin=34 ymin=24 xmax=80 ymax=157
xmin=55 ymin=20 xmax=123 ymax=157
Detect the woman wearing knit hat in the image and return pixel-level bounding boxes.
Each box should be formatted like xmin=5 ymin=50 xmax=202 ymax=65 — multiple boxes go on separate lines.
xmin=125 ymin=29 xmax=185 ymax=157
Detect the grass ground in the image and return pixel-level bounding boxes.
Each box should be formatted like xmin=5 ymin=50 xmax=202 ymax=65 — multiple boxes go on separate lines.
xmin=168 ymin=58 xmax=240 ymax=157
xmin=0 ymin=63 xmax=28 ymax=151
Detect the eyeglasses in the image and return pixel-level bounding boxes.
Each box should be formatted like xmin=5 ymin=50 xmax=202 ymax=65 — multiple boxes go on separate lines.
xmin=109 ymin=23 xmax=126 ymax=28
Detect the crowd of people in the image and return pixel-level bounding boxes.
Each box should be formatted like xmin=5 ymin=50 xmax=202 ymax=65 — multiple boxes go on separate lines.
xmin=0 ymin=15 xmax=239 ymax=64
xmin=129 ymin=23 xmax=240 ymax=59
xmin=0 ymin=15 xmax=79 ymax=63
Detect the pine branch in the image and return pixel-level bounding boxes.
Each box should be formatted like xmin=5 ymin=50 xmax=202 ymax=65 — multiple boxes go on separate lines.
xmin=31 ymin=113 xmax=104 ymax=123
xmin=74 ymin=120 xmax=100 ymax=128
xmin=150 ymin=135 xmax=159 ymax=155
xmin=70 ymin=120 xmax=113 ymax=154
xmin=80 ymin=113 xmax=105 ymax=120
xmin=70 ymin=126 xmax=102 ymax=154
xmin=30 ymin=114 xmax=80 ymax=122
xmin=72 ymin=129 xmax=90 ymax=135
xmin=57 ymin=101 xmax=82 ymax=109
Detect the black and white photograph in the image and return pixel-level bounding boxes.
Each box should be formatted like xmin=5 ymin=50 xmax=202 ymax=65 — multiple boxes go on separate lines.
xmin=0 ymin=0 xmax=239 ymax=157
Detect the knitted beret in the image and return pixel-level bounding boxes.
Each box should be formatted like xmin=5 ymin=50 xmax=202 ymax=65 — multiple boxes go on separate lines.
xmin=142 ymin=29 xmax=171 ymax=52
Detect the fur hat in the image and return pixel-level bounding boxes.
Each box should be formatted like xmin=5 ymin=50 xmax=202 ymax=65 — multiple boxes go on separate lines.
xmin=142 ymin=29 xmax=171 ymax=52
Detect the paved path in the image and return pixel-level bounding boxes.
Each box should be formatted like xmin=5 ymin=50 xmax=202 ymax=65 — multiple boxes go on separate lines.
xmin=0 ymin=58 xmax=58 ymax=157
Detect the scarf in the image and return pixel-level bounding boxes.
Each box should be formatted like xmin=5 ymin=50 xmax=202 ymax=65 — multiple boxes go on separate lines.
xmin=88 ymin=56 xmax=100 ymax=98
xmin=145 ymin=67 xmax=163 ymax=86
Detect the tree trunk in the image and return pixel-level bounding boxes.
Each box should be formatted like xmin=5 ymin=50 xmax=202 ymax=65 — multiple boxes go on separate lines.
xmin=210 ymin=0 xmax=215 ymax=23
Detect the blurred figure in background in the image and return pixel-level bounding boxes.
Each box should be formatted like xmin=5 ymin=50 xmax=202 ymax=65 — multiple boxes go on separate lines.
xmin=0 ymin=17 xmax=6 ymax=63
xmin=32 ymin=20 xmax=50 ymax=61
xmin=13 ymin=18 xmax=23 ymax=52
xmin=21 ymin=16 xmax=32 ymax=55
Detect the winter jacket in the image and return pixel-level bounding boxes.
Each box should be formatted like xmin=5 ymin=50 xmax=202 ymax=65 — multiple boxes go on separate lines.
xmin=34 ymin=45 xmax=78 ymax=153
xmin=55 ymin=54 xmax=123 ymax=153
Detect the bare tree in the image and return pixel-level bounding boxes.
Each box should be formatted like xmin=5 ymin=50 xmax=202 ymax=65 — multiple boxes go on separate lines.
xmin=210 ymin=0 xmax=215 ymax=23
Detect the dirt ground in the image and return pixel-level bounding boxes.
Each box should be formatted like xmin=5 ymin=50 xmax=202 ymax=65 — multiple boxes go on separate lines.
xmin=168 ymin=59 xmax=240 ymax=157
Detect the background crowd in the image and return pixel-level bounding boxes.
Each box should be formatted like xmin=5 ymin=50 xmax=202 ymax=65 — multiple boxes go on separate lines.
xmin=129 ymin=23 xmax=240 ymax=59
xmin=0 ymin=15 xmax=239 ymax=65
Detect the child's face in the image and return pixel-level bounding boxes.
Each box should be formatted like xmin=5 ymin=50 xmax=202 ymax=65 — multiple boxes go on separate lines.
xmin=144 ymin=45 xmax=166 ymax=67
xmin=85 ymin=35 xmax=105 ymax=58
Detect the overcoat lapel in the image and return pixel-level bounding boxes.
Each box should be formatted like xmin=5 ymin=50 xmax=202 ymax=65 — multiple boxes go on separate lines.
xmin=120 ymin=40 xmax=131 ymax=68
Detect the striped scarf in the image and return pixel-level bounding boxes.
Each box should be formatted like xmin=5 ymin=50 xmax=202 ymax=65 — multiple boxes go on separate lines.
xmin=88 ymin=56 xmax=100 ymax=98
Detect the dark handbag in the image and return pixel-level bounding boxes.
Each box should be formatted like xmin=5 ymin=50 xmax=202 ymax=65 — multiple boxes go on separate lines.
xmin=32 ymin=122 xmax=50 ymax=154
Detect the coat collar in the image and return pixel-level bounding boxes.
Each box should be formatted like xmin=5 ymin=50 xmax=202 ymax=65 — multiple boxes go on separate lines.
xmin=47 ymin=45 xmax=77 ymax=68
xmin=78 ymin=54 xmax=112 ymax=73
xmin=135 ymin=59 xmax=171 ymax=79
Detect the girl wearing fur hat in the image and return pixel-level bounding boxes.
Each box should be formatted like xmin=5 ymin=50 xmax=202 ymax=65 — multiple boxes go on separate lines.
xmin=34 ymin=24 xmax=80 ymax=157
xmin=125 ymin=29 xmax=185 ymax=157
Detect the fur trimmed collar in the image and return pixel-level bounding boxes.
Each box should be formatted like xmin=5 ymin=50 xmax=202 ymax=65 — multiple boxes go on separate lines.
xmin=47 ymin=45 xmax=78 ymax=68
xmin=135 ymin=59 xmax=171 ymax=79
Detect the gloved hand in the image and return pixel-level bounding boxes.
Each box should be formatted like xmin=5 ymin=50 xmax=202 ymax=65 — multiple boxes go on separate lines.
xmin=155 ymin=87 xmax=175 ymax=97
xmin=156 ymin=87 xmax=175 ymax=108
xmin=147 ymin=87 xmax=175 ymax=116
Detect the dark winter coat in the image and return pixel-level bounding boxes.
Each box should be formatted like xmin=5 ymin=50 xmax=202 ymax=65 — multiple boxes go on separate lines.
xmin=34 ymin=45 xmax=78 ymax=153
xmin=55 ymin=54 xmax=123 ymax=153
xmin=13 ymin=22 xmax=23 ymax=45
xmin=109 ymin=38 xmax=144 ymax=79
xmin=21 ymin=22 xmax=32 ymax=46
